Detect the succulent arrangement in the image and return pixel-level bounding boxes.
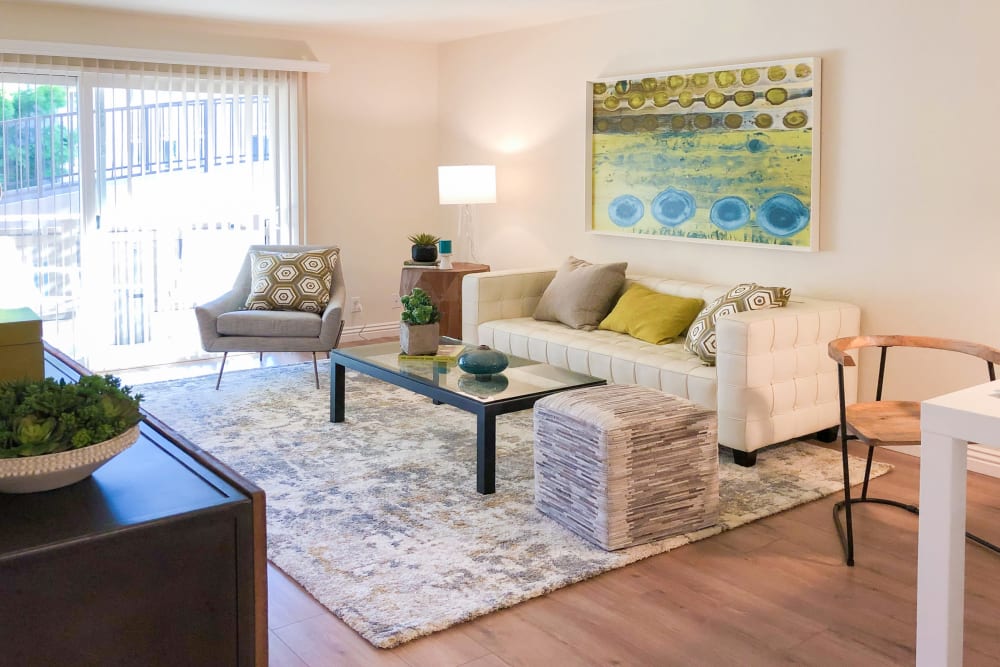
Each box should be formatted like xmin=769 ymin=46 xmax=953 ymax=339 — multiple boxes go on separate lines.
xmin=0 ymin=374 xmax=143 ymax=458
xmin=400 ymin=287 xmax=440 ymax=325
xmin=407 ymin=233 xmax=440 ymax=246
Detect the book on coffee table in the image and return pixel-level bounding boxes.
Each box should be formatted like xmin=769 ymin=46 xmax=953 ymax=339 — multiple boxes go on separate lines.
xmin=398 ymin=343 xmax=467 ymax=361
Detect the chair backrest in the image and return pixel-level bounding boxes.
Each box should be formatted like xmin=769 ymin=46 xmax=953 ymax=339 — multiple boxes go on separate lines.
xmin=829 ymin=335 xmax=1000 ymax=367
xmin=829 ymin=335 xmax=1000 ymax=402
xmin=231 ymin=244 xmax=344 ymax=299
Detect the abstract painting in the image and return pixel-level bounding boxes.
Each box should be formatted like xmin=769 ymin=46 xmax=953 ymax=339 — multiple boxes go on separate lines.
xmin=587 ymin=58 xmax=820 ymax=251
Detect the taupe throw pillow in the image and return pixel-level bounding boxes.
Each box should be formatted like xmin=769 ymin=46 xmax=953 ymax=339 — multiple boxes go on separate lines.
xmin=533 ymin=256 xmax=628 ymax=330
xmin=245 ymin=248 xmax=339 ymax=313
xmin=684 ymin=282 xmax=791 ymax=366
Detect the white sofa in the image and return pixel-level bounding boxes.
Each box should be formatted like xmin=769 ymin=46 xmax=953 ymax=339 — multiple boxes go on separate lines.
xmin=462 ymin=268 xmax=860 ymax=465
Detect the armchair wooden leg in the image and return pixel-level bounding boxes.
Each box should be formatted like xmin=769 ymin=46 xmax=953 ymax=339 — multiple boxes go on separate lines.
xmin=215 ymin=352 xmax=228 ymax=390
xmin=312 ymin=352 xmax=319 ymax=389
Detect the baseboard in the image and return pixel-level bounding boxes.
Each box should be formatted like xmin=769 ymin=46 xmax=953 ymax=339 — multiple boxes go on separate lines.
xmin=340 ymin=321 xmax=399 ymax=344
xmin=886 ymin=444 xmax=1000 ymax=479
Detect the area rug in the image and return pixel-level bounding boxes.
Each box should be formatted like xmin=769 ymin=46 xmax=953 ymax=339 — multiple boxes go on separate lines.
xmin=136 ymin=361 xmax=891 ymax=649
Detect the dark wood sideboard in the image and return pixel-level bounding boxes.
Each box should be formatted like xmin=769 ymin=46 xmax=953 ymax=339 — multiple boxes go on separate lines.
xmin=0 ymin=345 xmax=267 ymax=666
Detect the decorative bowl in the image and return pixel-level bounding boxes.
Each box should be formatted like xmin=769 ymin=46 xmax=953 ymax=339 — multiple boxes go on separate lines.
xmin=0 ymin=424 xmax=141 ymax=494
xmin=457 ymin=345 xmax=509 ymax=380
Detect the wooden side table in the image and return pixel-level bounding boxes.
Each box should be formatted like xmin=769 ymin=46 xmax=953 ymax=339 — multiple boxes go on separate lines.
xmin=399 ymin=262 xmax=490 ymax=340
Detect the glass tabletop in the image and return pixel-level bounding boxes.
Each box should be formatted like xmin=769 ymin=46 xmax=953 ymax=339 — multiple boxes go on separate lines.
xmin=332 ymin=338 xmax=603 ymax=403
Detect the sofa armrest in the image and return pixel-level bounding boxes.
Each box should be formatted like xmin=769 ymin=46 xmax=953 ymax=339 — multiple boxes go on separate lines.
xmin=195 ymin=289 xmax=247 ymax=350
xmin=462 ymin=268 xmax=557 ymax=344
xmin=713 ymin=298 xmax=861 ymax=449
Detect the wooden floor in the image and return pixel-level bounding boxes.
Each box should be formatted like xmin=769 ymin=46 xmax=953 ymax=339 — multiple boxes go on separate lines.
xmin=121 ymin=349 xmax=1000 ymax=667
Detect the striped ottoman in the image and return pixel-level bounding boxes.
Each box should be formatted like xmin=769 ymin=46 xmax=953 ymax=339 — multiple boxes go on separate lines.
xmin=533 ymin=384 xmax=719 ymax=550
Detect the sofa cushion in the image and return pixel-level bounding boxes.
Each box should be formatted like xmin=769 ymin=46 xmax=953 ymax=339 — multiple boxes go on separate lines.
xmin=244 ymin=248 xmax=339 ymax=313
xmin=685 ymin=283 xmax=791 ymax=366
xmin=218 ymin=310 xmax=323 ymax=338
xmin=478 ymin=317 xmax=717 ymax=408
xmin=598 ymin=283 xmax=704 ymax=345
xmin=532 ymin=256 xmax=627 ymax=330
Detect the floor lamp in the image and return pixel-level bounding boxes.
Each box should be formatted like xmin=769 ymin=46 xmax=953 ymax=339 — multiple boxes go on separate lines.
xmin=438 ymin=165 xmax=496 ymax=264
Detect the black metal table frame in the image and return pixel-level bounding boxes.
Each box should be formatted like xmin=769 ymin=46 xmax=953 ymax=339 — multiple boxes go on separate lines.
xmin=329 ymin=350 xmax=604 ymax=494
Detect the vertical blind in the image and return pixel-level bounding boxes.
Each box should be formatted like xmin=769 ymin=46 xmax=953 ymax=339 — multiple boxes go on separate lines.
xmin=0 ymin=53 xmax=306 ymax=369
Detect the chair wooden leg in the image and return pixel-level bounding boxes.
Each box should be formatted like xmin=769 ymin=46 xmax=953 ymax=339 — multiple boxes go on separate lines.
xmin=215 ymin=352 xmax=228 ymax=390
xmin=312 ymin=352 xmax=319 ymax=389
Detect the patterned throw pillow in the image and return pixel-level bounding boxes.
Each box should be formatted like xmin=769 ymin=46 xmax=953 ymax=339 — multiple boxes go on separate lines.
xmin=684 ymin=283 xmax=791 ymax=366
xmin=244 ymin=248 xmax=339 ymax=313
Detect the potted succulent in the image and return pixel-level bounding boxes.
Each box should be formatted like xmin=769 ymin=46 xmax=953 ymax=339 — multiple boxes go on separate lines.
xmin=400 ymin=287 xmax=441 ymax=355
xmin=0 ymin=374 xmax=143 ymax=493
xmin=408 ymin=233 xmax=441 ymax=263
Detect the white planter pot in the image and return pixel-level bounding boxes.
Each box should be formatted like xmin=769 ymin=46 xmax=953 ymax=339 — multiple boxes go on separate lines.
xmin=0 ymin=424 xmax=141 ymax=494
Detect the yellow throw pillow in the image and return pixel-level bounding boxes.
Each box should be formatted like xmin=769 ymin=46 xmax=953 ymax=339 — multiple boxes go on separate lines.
xmin=598 ymin=284 xmax=705 ymax=344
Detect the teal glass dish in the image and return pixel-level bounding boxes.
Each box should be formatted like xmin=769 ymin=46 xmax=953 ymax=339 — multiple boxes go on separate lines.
xmin=457 ymin=345 xmax=509 ymax=379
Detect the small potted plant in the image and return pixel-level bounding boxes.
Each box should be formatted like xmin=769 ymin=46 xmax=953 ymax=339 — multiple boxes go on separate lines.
xmin=400 ymin=287 xmax=441 ymax=355
xmin=408 ymin=233 xmax=441 ymax=263
xmin=0 ymin=374 xmax=143 ymax=493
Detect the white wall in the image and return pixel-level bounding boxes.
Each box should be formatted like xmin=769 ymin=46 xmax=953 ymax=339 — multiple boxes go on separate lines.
xmin=437 ymin=0 xmax=1000 ymax=409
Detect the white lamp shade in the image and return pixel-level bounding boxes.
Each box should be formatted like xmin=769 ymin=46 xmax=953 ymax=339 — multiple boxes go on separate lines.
xmin=438 ymin=165 xmax=496 ymax=205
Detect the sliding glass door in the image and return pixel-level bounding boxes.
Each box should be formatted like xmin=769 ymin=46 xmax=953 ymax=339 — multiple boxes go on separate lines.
xmin=0 ymin=59 xmax=300 ymax=371
xmin=0 ymin=74 xmax=84 ymax=359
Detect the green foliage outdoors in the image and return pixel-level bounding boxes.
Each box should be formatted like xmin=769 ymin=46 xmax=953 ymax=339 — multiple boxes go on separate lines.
xmin=1 ymin=85 xmax=78 ymax=193
xmin=400 ymin=287 xmax=440 ymax=325
xmin=407 ymin=233 xmax=440 ymax=246
xmin=0 ymin=374 xmax=142 ymax=458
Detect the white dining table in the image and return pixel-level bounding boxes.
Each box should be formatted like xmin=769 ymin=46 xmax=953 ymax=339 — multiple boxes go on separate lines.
xmin=918 ymin=379 xmax=1000 ymax=666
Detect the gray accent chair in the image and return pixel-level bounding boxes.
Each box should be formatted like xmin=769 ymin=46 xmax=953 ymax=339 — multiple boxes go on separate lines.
xmin=195 ymin=244 xmax=346 ymax=389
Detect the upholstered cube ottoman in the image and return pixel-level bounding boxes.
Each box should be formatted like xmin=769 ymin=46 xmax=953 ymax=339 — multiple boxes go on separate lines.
xmin=533 ymin=384 xmax=719 ymax=550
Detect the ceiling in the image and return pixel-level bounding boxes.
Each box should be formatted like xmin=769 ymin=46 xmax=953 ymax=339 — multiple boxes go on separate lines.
xmin=28 ymin=0 xmax=661 ymax=42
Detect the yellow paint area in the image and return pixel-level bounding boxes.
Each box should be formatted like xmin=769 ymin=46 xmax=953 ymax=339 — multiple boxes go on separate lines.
xmin=592 ymin=128 xmax=813 ymax=247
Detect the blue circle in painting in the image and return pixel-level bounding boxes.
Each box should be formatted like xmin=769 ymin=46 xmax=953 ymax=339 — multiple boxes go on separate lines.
xmin=608 ymin=194 xmax=644 ymax=227
xmin=757 ymin=193 xmax=810 ymax=237
xmin=651 ymin=187 xmax=696 ymax=227
xmin=709 ymin=196 xmax=751 ymax=230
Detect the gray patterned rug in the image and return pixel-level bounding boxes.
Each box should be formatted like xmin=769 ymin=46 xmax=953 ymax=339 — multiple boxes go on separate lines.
xmin=137 ymin=361 xmax=891 ymax=649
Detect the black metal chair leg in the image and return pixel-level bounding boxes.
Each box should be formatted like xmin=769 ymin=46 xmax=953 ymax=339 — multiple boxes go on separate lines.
xmin=836 ymin=435 xmax=855 ymax=566
xmin=834 ymin=367 xmax=855 ymax=566
xmin=861 ymin=446 xmax=875 ymax=499
xmin=215 ymin=352 xmax=228 ymax=390
xmin=312 ymin=352 xmax=319 ymax=389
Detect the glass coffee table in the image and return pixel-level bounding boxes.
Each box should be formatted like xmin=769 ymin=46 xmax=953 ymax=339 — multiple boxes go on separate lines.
xmin=329 ymin=339 xmax=605 ymax=494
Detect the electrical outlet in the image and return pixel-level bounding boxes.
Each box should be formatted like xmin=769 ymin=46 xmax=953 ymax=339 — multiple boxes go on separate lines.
xmin=390 ymin=293 xmax=401 ymax=309
xmin=351 ymin=296 xmax=363 ymax=313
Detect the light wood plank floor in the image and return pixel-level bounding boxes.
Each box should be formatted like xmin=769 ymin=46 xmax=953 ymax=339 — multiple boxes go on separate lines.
xmin=121 ymin=349 xmax=1000 ymax=666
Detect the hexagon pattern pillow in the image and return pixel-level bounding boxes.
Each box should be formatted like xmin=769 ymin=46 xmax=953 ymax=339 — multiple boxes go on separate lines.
xmin=684 ymin=283 xmax=791 ymax=366
xmin=245 ymin=249 xmax=338 ymax=313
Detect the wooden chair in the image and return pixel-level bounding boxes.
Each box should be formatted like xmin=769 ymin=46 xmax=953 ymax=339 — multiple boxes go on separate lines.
xmin=828 ymin=335 xmax=1000 ymax=566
